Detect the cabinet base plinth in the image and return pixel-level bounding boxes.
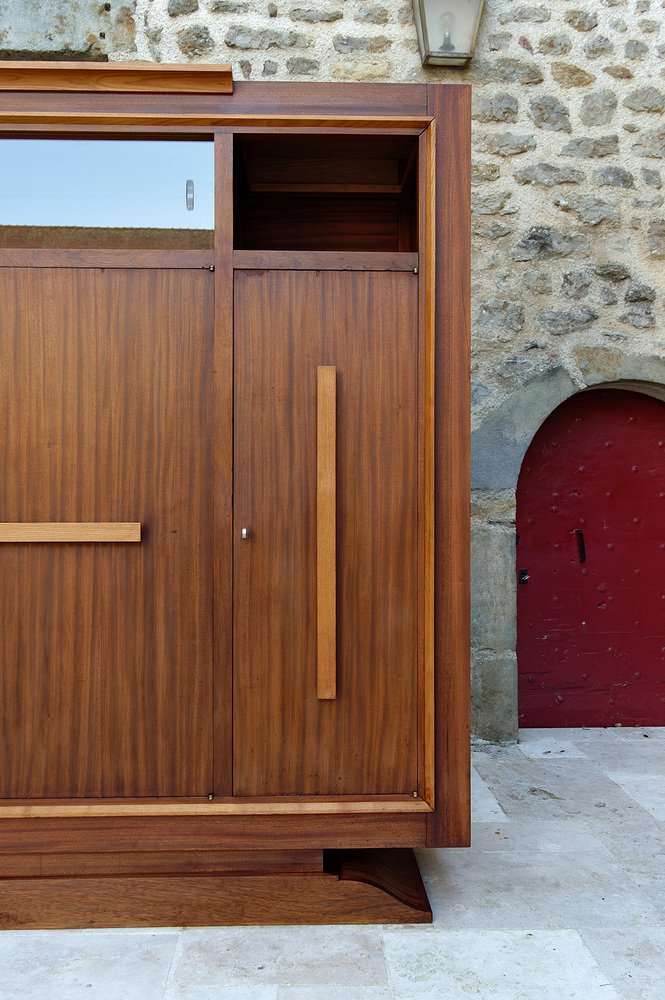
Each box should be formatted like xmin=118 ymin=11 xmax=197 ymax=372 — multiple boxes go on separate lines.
xmin=0 ymin=848 xmax=431 ymax=928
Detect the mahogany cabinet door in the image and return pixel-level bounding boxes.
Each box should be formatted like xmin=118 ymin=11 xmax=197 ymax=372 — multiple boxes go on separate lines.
xmin=233 ymin=269 xmax=421 ymax=796
xmin=0 ymin=267 xmax=214 ymax=799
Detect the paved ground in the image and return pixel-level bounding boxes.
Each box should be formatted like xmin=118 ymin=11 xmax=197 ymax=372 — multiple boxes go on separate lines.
xmin=0 ymin=727 xmax=663 ymax=999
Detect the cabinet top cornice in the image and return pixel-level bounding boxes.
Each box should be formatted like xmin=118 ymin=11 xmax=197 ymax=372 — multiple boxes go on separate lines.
xmin=0 ymin=60 xmax=233 ymax=95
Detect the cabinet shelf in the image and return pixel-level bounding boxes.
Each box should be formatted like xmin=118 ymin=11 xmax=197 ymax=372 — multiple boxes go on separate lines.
xmin=234 ymin=133 xmax=418 ymax=253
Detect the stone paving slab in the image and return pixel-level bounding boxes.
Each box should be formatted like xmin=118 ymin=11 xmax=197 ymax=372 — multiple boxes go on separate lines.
xmin=0 ymin=728 xmax=662 ymax=999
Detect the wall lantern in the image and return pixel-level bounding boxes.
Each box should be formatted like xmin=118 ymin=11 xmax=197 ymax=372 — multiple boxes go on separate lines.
xmin=412 ymin=0 xmax=485 ymax=67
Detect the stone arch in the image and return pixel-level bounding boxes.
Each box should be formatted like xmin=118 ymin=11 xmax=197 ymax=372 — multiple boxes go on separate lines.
xmin=470 ymin=352 xmax=665 ymax=743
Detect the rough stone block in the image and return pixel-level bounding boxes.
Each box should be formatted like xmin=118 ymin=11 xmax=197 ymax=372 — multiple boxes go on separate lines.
xmin=485 ymin=58 xmax=545 ymax=85
xmin=625 ymin=39 xmax=649 ymax=58
xmin=633 ymin=127 xmax=665 ymax=159
xmin=554 ymin=193 xmax=619 ymax=226
xmin=477 ymin=298 xmax=525 ymax=337
xmin=0 ymin=0 xmax=136 ymax=58
xmin=471 ymin=652 xmax=518 ymax=744
xmin=471 ymin=524 xmax=517 ymax=652
xmin=595 ymin=267 xmax=632 ymax=289
xmin=488 ymin=32 xmax=513 ymax=52
xmin=209 ymin=1 xmax=249 ymax=10
xmin=593 ymin=165 xmax=635 ymax=187
xmin=474 ymin=131 xmax=537 ymax=157
xmin=572 ymin=344 xmax=623 ymax=382
xmin=529 ymin=94 xmax=572 ymax=132
xmin=289 ymin=7 xmax=343 ymax=23
xmin=624 ymin=87 xmax=665 ymax=112
xmin=565 ymin=10 xmax=599 ymax=31
xmin=225 ymin=25 xmax=309 ymax=49
xmin=524 ymin=269 xmax=553 ymax=294
xmin=511 ymin=226 xmax=589 ymax=260
xmin=647 ymin=218 xmax=665 ymax=256
xmin=515 ymin=163 xmax=585 ymax=186
xmin=552 ymin=62 xmax=596 ymax=87
xmin=177 ymin=23 xmax=214 ymax=56
xmin=355 ymin=5 xmax=389 ymax=24
xmin=286 ymin=55 xmax=319 ymax=73
xmin=603 ymin=65 xmax=634 ymax=79
xmin=579 ymin=90 xmax=618 ymax=126
xmin=642 ymin=168 xmax=662 ymax=189
xmin=331 ymin=59 xmax=391 ymax=81
xmin=561 ymin=135 xmax=619 ymax=158
xmin=618 ymin=304 xmax=656 ymax=327
xmin=333 ymin=34 xmax=390 ymax=54
xmin=585 ymin=35 xmax=614 ymax=59
xmin=473 ymin=221 xmax=514 ymax=240
xmin=538 ymin=33 xmax=572 ymax=56
xmin=537 ymin=306 xmax=599 ymax=334
xmin=562 ymin=270 xmax=592 ymax=299
xmin=624 ymin=281 xmax=656 ymax=302
xmin=498 ymin=5 xmax=551 ymax=23
xmin=471 ymin=367 xmax=578 ymax=491
xmin=472 ymin=190 xmax=512 ymax=215
xmin=169 ymin=0 xmax=199 ymax=16
xmin=473 ymin=161 xmax=502 ymax=184
xmin=473 ymin=93 xmax=519 ymax=123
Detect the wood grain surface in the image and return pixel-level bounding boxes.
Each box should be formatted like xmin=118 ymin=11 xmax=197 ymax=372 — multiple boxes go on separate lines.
xmin=0 ymin=267 xmax=214 ymax=799
xmin=233 ymin=250 xmax=418 ymax=272
xmin=0 ymin=61 xmax=233 ymax=95
xmin=0 ymin=523 xmax=140 ymax=542
xmin=0 ymin=81 xmax=428 ymax=123
xmin=0 ymin=848 xmax=431 ymax=927
xmin=233 ymin=269 xmax=421 ymax=796
xmin=317 ymin=365 xmax=337 ymax=701
xmin=426 ymin=85 xmax=472 ymax=848
xmin=0 ymin=811 xmax=427 ymax=854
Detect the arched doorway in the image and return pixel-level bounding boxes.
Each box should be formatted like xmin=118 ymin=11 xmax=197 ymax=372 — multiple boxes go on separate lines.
xmin=517 ymin=387 xmax=665 ymax=727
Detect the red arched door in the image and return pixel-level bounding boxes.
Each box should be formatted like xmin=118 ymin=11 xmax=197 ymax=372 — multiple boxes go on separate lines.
xmin=517 ymin=388 xmax=665 ymax=727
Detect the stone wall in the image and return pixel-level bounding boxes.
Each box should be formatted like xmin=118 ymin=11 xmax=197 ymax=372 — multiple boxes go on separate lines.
xmin=1 ymin=0 xmax=663 ymax=741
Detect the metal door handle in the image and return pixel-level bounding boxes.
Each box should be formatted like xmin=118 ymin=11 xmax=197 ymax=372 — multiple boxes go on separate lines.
xmin=241 ymin=527 xmax=249 ymax=540
xmin=576 ymin=529 xmax=586 ymax=563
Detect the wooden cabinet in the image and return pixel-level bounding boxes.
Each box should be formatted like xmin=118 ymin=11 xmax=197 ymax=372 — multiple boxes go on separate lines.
xmin=0 ymin=64 xmax=470 ymax=927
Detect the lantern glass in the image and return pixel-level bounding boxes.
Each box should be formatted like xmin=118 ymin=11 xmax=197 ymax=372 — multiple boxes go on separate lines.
xmin=413 ymin=0 xmax=484 ymax=66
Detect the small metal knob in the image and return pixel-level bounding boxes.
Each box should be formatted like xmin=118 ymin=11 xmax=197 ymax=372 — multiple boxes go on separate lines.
xmin=241 ymin=527 xmax=248 ymax=539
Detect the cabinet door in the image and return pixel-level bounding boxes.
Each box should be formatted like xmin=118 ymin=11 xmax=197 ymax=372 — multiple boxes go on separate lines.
xmin=233 ymin=269 xmax=421 ymax=796
xmin=0 ymin=267 xmax=214 ymax=798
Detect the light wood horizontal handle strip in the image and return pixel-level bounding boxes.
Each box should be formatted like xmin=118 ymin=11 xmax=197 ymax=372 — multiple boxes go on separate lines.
xmin=317 ymin=365 xmax=337 ymax=700
xmin=0 ymin=799 xmax=433 ymax=819
xmin=0 ymin=523 xmax=141 ymax=543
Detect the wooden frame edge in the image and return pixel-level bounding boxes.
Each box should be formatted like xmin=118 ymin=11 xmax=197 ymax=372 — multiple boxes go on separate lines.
xmin=0 ymin=61 xmax=233 ymax=95
xmin=0 ymin=113 xmax=433 ymax=129
xmin=421 ymin=119 xmax=437 ymax=809
xmin=0 ymin=799 xmax=433 ymax=819
xmin=426 ymin=84 xmax=471 ymax=849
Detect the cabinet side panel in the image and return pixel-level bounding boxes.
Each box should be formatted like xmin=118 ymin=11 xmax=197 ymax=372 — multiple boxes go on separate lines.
xmin=426 ymin=85 xmax=471 ymax=848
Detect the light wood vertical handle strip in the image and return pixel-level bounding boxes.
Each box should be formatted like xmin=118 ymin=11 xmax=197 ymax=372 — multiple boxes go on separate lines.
xmin=0 ymin=523 xmax=141 ymax=542
xmin=317 ymin=365 xmax=337 ymax=700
